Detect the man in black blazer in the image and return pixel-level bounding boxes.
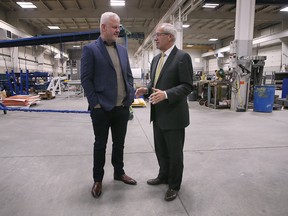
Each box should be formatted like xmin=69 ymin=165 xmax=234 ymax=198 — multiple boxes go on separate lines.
xmin=81 ymin=12 xmax=136 ymax=198
xmin=136 ymin=23 xmax=193 ymax=201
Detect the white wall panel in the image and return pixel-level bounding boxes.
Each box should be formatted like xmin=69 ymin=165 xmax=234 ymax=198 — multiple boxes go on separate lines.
xmin=208 ymin=58 xmax=218 ymax=75
xmin=257 ymin=45 xmax=281 ymax=74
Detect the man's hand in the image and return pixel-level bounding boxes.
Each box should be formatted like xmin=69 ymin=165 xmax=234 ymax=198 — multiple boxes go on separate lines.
xmin=135 ymin=87 xmax=147 ymax=98
xmin=149 ymin=88 xmax=166 ymax=104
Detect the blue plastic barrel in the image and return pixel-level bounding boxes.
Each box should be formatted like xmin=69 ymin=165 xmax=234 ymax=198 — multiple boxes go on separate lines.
xmin=281 ymin=78 xmax=288 ymax=99
xmin=253 ymin=85 xmax=275 ymax=113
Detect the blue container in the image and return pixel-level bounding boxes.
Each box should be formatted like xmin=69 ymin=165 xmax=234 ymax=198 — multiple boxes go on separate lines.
xmin=282 ymin=78 xmax=288 ymax=99
xmin=253 ymin=85 xmax=275 ymax=112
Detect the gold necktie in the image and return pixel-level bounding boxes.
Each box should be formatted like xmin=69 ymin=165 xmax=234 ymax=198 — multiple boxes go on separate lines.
xmin=154 ymin=52 xmax=165 ymax=86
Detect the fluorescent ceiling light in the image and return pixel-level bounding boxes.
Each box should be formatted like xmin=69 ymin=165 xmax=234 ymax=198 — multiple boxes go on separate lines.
xmin=16 ymin=2 xmax=37 ymax=8
xmin=110 ymin=0 xmax=125 ymax=6
xmin=202 ymin=3 xmax=219 ymax=8
xmin=48 ymin=26 xmax=60 ymax=29
xmin=186 ymin=44 xmax=194 ymax=47
xmin=280 ymin=7 xmax=288 ymax=12
xmin=73 ymin=45 xmax=81 ymax=48
xmin=209 ymin=38 xmax=218 ymax=41
xmin=182 ymin=24 xmax=190 ymax=28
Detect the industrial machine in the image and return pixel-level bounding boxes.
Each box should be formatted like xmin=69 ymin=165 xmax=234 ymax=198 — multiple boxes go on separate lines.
xmin=228 ymin=39 xmax=267 ymax=111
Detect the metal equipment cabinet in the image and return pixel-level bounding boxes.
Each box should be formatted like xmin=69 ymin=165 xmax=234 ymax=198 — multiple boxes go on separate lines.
xmin=207 ymin=81 xmax=230 ymax=109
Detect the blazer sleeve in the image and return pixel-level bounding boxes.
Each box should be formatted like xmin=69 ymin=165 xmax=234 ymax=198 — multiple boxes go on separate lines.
xmin=126 ymin=58 xmax=135 ymax=104
xmin=81 ymin=45 xmax=99 ymax=109
xmin=165 ymin=52 xmax=193 ymax=104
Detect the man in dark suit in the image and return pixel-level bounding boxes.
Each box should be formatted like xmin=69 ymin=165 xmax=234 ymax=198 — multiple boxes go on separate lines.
xmin=81 ymin=12 xmax=136 ymax=198
xmin=135 ymin=23 xmax=193 ymax=201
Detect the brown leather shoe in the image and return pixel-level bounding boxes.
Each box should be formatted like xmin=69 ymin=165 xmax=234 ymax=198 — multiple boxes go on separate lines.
xmin=147 ymin=177 xmax=167 ymax=185
xmin=91 ymin=182 xmax=102 ymax=198
xmin=114 ymin=174 xmax=137 ymax=185
xmin=164 ymin=189 xmax=178 ymax=201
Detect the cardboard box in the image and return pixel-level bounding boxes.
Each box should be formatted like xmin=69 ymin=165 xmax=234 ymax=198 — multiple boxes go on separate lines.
xmin=38 ymin=91 xmax=55 ymax=100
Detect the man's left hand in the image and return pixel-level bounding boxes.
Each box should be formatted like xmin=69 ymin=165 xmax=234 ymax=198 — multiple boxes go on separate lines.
xmin=149 ymin=88 xmax=166 ymax=104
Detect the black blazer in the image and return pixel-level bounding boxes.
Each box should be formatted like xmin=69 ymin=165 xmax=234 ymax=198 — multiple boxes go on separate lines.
xmin=81 ymin=37 xmax=134 ymax=111
xmin=147 ymin=46 xmax=193 ymax=130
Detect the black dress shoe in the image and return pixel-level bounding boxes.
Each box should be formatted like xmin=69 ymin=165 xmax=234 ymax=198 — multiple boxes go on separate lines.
xmin=114 ymin=174 xmax=137 ymax=185
xmin=91 ymin=182 xmax=102 ymax=198
xmin=147 ymin=178 xmax=167 ymax=185
xmin=165 ymin=189 xmax=178 ymax=201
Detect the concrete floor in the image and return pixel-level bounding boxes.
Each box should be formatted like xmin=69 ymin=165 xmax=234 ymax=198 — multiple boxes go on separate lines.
xmin=1 ymin=92 xmax=288 ymax=216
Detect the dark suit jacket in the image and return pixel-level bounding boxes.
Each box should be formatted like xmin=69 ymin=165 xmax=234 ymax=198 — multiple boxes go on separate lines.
xmin=81 ymin=37 xmax=134 ymax=111
xmin=147 ymin=46 xmax=193 ymax=130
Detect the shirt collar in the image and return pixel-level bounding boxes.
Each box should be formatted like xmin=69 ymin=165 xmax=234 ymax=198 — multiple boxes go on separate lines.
xmin=162 ymin=45 xmax=175 ymax=58
xmin=103 ymin=41 xmax=116 ymax=47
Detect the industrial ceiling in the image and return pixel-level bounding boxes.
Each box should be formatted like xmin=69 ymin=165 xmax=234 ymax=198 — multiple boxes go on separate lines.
xmin=0 ymin=0 xmax=288 ymax=54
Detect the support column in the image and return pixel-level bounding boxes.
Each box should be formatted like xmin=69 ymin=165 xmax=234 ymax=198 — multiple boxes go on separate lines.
xmin=152 ymin=40 xmax=157 ymax=56
xmin=52 ymin=59 xmax=59 ymax=77
xmin=174 ymin=21 xmax=183 ymax=50
xmin=230 ymin=0 xmax=256 ymax=111
xmin=11 ymin=47 xmax=19 ymax=72
xmin=282 ymin=17 xmax=288 ymax=71
xmin=34 ymin=46 xmax=45 ymax=72
xmin=142 ymin=50 xmax=149 ymax=85
xmin=143 ymin=49 xmax=149 ymax=72
xmin=281 ymin=39 xmax=288 ymax=71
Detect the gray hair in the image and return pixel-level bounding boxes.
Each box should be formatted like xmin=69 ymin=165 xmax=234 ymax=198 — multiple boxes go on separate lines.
xmin=100 ymin=12 xmax=120 ymax=26
xmin=159 ymin=23 xmax=177 ymax=42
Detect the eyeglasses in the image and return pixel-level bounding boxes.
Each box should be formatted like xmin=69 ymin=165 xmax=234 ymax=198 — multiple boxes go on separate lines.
xmin=153 ymin=32 xmax=170 ymax=38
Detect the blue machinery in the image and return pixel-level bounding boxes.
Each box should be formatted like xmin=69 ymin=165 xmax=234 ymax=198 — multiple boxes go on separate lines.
xmin=0 ymin=27 xmax=144 ymax=48
xmin=2 ymin=70 xmax=49 ymax=96
xmin=5 ymin=69 xmax=29 ymax=95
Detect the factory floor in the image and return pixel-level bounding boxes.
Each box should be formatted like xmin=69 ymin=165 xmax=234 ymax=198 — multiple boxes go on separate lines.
xmin=1 ymin=92 xmax=288 ymax=216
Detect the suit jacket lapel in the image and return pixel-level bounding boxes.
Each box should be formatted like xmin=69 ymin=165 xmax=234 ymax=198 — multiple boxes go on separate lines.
xmin=96 ymin=38 xmax=115 ymax=69
xmin=156 ymin=46 xmax=178 ymax=83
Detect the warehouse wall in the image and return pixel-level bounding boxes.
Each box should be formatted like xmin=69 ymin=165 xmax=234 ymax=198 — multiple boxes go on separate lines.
xmin=184 ymin=49 xmax=205 ymax=72
xmin=0 ymin=45 xmax=65 ymax=75
xmin=204 ymin=43 xmax=283 ymax=76
xmin=256 ymin=44 xmax=282 ymax=74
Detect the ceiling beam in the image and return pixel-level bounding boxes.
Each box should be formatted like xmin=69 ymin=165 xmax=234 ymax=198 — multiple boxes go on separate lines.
xmin=138 ymin=0 xmax=143 ymax=8
xmin=202 ymin=28 xmax=288 ymax=58
xmin=60 ymin=19 xmax=68 ymax=29
xmin=75 ymin=0 xmax=82 ymax=9
xmin=71 ymin=18 xmax=79 ymax=28
xmin=39 ymin=0 xmax=52 ymax=10
xmin=152 ymin=0 xmax=159 ymax=8
xmin=0 ymin=2 xmax=16 ymax=12
xmin=84 ymin=18 xmax=91 ymax=29
xmin=57 ymin=0 xmax=66 ymax=10
xmin=6 ymin=9 xmax=162 ymax=19
xmin=187 ymin=11 xmax=284 ymax=21
xmin=91 ymin=0 xmax=96 ymax=9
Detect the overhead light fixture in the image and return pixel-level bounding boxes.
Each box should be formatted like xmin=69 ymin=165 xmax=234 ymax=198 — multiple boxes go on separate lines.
xmin=202 ymin=3 xmax=219 ymax=8
xmin=209 ymin=38 xmax=218 ymax=41
xmin=110 ymin=0 xmax=125 ymax=6
xmin=182 ymin=24 xmax=190 ymax=28
xmin=73 ymin=45 xmax=81 ymax=48
xmin=186 ymin=44 xmax=194 ymax=47
xmin=16 ymin=2 xmax=37 ymax=8
xmin=48 ymin=26 xmax=60 ymax=29
xmin=280 ymin=7 xmax=288 ymax=12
